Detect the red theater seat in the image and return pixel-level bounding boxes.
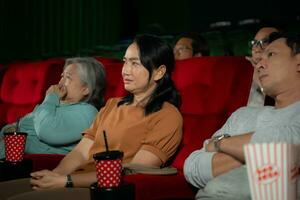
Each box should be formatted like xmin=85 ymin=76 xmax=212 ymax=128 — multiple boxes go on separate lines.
xmin=0 ymin=58 xmax=64 ymax=128
xmin=102 ymin=61 xmax=126 ymax=100
xmin=94 ymin=57 xmax=126 ymax=100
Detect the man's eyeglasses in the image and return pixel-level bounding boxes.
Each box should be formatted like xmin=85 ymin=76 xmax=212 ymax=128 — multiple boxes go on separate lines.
xmin=249 ymin=38 xmax=269 ymax=49
xmin=173 ymin=45 xmax=192 ymax=54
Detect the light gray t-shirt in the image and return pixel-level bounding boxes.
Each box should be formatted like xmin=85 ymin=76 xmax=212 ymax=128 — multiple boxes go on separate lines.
xmin=184 ymin=101 xmax=300 ymax=188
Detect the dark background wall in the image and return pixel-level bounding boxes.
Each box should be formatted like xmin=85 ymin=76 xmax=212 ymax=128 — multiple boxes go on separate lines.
xmin=126 ymin=0 xmax=299 ymax=34
xmin=0 ymin=0 xmax=299 ymax=62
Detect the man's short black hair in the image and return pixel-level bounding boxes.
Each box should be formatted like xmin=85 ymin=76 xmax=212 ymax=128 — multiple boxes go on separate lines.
xmin=268 ymin=32 xmax=300 ymax=56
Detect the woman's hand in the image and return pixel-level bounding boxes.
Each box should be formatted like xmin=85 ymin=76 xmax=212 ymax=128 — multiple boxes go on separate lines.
xmin=46 ymin=84 xmax=67 ymax=99
xmin=30 ymin=170 xmax=67 ymax=190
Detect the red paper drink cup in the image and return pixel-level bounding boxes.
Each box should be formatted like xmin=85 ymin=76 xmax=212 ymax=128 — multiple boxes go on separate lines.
xmin=93 ymin=150 xmax=124 ymax=188
xmin=3 ymin=132 xmax=27 ymax=163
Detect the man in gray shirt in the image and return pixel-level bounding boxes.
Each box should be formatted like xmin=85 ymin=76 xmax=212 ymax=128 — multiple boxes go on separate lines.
xmin=184 ymin=32 xmax=300 ymax=199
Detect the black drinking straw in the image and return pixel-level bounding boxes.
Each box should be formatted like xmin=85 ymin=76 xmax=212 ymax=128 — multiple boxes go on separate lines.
xmin=103 ymin=130 xmax=109 ymax=152
xmin=15 ymin=118 xmax=20 ymax=133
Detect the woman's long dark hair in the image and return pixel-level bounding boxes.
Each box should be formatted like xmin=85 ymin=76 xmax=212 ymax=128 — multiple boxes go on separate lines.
xmin=118 ymin=34 xmax=181 ymax=115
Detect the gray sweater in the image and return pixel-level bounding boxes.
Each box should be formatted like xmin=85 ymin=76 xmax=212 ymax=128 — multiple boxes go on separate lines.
xmin=184 ymin=101 xmax=300 ymax=188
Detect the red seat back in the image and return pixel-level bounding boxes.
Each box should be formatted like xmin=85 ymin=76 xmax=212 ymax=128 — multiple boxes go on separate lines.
xmin=171 ymin=57 xmax=253 ymax=169
xmin=102 ymin=62 xmax=126 ymax=100
xmin=0 ymin=58 xmax=64 ymax=126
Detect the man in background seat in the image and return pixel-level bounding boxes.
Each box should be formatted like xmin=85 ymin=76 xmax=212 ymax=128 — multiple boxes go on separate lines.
xmin=173 ymin=32 xmax=210 ymax=60
xmin=246 ymin=27 xmax=279 ymax=107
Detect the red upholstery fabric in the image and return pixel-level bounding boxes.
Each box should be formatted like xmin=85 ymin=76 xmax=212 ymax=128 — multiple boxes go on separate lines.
xmin=0 ymin=103 xmax=36 ymax=125
xmin=90 ymin=57 xmax=126 ymax=99
xmin=0 ymin=58 xmax=64 ymax=127
xmin=173 ymin=57 xmax=214 ymax=115
xmin=103 ymin=62 xmax=126 ymax=100
xmin=171 ymin=57 xmax=253 ymax=170
xmin=203 ymin=56 xmax=253 ymax=115
xmin=124 ymin=172 xmax=197 ymax=200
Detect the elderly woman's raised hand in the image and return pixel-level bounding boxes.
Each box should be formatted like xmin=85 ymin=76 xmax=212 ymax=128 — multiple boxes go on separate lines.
xmin=46 ymin=84 xmax=67 ymax=99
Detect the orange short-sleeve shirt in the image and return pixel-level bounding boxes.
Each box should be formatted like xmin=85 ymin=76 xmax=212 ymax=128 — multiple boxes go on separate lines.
xmin=83 ymin=98 xmax=182 ymax=170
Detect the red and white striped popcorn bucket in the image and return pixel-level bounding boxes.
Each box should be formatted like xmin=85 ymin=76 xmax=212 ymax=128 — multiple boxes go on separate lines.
xmin=244 ymin=143 xmax=299 ymax=200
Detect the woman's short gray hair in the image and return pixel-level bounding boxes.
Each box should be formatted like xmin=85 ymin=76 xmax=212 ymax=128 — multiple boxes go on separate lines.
xmin=64 ymin=57 xmax=106 ymax=110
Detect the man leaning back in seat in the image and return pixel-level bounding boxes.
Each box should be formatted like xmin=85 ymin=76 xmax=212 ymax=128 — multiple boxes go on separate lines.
xmin=184 ymin=32 xmax=300 ymax=199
